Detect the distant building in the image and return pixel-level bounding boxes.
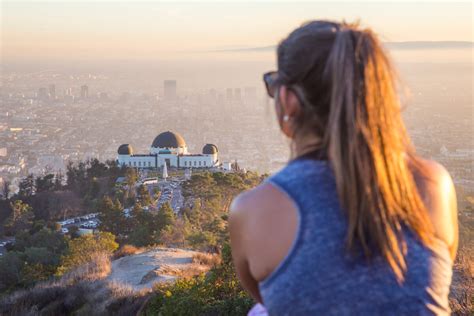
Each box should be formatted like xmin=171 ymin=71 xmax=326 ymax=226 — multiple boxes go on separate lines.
xmin=117 ymin=131 xmax=219 ymax=169
xmin=37 ymin=87 xmax=48 ymax=100
xmin=234 ymin=88 xmax=242 ymax=103
xmin=48 ymin=84 xmax=56 ymax=99
xmin=222 ymin=162 xmax=232 ymax=171
xmin=226 ymin=88 xmax=233 ymax=102
xmin=80 ymin=85 xmax=89 ymax=99
xmin=163 ymin=80 xmax=177 ymax=101
xmin=217 ymin=93 xmax=225 ymax=105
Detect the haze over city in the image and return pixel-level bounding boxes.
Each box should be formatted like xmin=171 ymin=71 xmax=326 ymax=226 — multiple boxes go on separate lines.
xmin=2 ymin=1 xmax=472 ymax=181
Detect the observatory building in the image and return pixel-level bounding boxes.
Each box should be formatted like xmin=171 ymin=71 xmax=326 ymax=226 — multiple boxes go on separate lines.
xmin=117 ymin=131 xmax=219 ymax=169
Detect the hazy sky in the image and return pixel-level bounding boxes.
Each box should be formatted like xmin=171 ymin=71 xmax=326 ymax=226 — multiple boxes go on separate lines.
xmin=2 ymin=1 xmax=473 ymax=61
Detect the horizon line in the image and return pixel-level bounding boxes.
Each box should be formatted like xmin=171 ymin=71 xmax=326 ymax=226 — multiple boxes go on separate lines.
xmin=208 ymin=41 xmax=474 ymax=53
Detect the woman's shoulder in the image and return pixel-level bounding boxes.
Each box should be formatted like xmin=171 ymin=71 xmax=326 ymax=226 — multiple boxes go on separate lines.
xmin=229 ymin=173 xmax=300 ymax=248
xmin=229 ymin=158 xmax=330 ymax=227
xmin=410 ymin=157 xmax=458 ymax=260
xmin=412 ymin=157 xmax=453 ymax=182
xmin=411 ymin=157 xmax=456 ymax=211
xmin=229 ymin=180 xmax=292 ymax=225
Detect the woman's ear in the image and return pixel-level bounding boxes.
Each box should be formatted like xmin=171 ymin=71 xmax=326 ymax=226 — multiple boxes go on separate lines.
xmin=279 ymin=86 xmax=302 ymax=118
xmin=278 ymin=86 xmax=302 ymax=138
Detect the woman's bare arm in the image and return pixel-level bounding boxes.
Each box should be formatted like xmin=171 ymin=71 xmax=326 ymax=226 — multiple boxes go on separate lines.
xmin=413 ymin=159 xmax=459 ymax=261
xmin=229 ymin=193 xmax=263 ymax=303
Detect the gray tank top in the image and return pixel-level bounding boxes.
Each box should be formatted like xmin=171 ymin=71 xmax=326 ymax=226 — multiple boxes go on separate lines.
xmin=258 ymin=152 xmax=453 ymax=315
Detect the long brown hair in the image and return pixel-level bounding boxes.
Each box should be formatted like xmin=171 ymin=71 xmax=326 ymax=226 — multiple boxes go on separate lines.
xmin=277 ymin=20 xmax=434 ymax=281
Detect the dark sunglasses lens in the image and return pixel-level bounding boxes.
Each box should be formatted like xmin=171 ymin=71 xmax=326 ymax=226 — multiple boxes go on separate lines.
xmin=269 ymin=85 xmax=275 ymax=98
xmin=265 ymin=83 xmax=274 ymax=98
xmin=264 ymin=73 xmax=276 ymax=98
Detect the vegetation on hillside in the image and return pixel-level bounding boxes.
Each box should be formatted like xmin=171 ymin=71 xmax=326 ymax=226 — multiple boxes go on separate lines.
xmin=0 ymin=159 xmax=126 ymax=294
xmin=0 ymin=160 xmax=265 ymax=315
xmin=0 ymin=251 xmax=149 ymax=315
xmin=0 ymin=158 xmax=472 ymax=315
xmin=0 ymin=224 xmax=67 ymax=292
xmin=0 ymin=159 xmax=126 ymax=233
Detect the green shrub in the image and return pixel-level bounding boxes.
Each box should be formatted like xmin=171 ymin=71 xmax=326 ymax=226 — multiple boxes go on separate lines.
xmin=143 ymin=244 xmax=253 ymax=316
xmin=57 ymin=231 xmax=118 ymax=275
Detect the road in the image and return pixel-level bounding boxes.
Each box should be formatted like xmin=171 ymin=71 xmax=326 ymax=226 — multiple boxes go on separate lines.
xmin=154 ymin=178 xmax=184 ymax=214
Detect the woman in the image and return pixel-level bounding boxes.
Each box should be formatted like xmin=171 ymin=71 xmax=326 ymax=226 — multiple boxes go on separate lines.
xmin=229 ymin=20 xmax=458 ymax=315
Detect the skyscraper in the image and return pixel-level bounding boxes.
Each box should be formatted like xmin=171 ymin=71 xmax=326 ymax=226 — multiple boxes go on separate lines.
xmin=234 ymin=88 xmax=242 ymax=103
xmin=37 ymin=87 xmax=48 ymax=100
xmin=163 ymin=80 xmax=177 ymax=102
xmin=48 ymin=84 xmax=56 ymax=99
xmin=80 ymin=85 xmax=89 ymax=99
xmin=226 ymin=88 xmax=233 ymax=103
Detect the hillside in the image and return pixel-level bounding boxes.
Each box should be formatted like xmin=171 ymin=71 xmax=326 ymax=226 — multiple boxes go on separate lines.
xmin=0 ymin=162 xmax=471 ymax=315
xmin=0 ymin=167 xmax=258 ymax=315
xmin=0 ymin=247 xmax=218 ymax=315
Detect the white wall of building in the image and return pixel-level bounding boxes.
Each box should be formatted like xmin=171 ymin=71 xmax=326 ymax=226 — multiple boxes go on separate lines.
xmin=222 ymin=162 xmax=232 ymax=171
xmin=179 ymin=155 xmax=216 ymax=168
xmin=117 ymin=154 xmax=156 ymax=168
xmin=117 ymin=152 xmax=219 ymax=169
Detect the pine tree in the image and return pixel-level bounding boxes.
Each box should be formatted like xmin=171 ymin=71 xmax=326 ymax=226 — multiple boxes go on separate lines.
xmin=2 ymin=180 xmax=10 ymax=200
xmin=54 ymin=171 xmax=63 ymax=190
xmin=157 ymin=202 xmax=176 ymax=231
xmin=35 ymin=174 xmax=55 ymax=193
xmin=89 ymin=177 xmax=101 ymax=198
xmin=98 ymin=196 xmax=125 ymax=236
xmin=19 ymin=174 xmax=35 ymax=197
xmin=125 ymin=168 xmax=138 ymax=197
xmin=4 ymin=200 xmax=34 ymax=235
xmin=137 ymin=184 xmax=152 ymax=206
xmin=128 ymin=202 xmax=157 ymax=246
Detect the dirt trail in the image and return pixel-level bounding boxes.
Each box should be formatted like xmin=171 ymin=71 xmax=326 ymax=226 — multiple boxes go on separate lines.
xmin=106 ymin=248 xmax=205 ymax=291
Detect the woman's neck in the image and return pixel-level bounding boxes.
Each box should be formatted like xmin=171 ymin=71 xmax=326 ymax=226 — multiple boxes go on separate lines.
xmin=291 ymin=133 xmax=325 ymax=160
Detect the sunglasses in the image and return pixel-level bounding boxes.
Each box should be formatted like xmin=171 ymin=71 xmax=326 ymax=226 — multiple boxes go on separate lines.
xmin=263 ymin=71 xmax=279 ymax=98
xmin=263 ymin=71 xmax=307 ymax=107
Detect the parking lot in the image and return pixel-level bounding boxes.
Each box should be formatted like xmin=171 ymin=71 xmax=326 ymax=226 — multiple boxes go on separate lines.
xmin=0 ymin=237 xmax=15 ymax=256
xmin=155 ymin=179 xmax=184 ymax=214
xmin=51 ymin=178 xmax=186 ymax=235
xmin=57 ymin=213 xmax=100 ymax=234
